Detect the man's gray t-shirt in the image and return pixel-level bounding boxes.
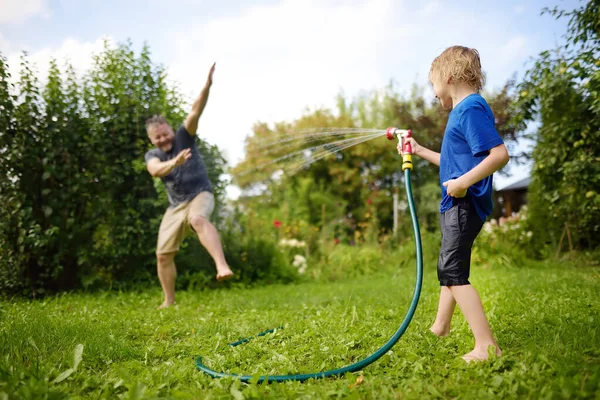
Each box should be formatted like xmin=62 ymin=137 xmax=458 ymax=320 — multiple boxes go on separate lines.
xmin=145 ymin=125 xmax=212 ymax=208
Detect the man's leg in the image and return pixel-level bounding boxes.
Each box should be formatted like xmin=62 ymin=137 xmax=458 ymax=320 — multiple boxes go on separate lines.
xmin=430 ymin=286 xmax=456 ymax=337
xmin=187 ymin=192 xmax=233 ymax=281
xmin=189 ymin=215 xmax=233 ymax=281
xmin=450 ymin=284 xmax=501 ymax=361
xmin=157 ymin=252 xmax=177 ymax=308
xmin=156 ymin=205 xmax=186 ymax=308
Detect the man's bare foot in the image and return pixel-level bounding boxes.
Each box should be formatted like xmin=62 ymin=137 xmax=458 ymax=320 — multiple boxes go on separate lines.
xmin=429 ymin=323 xmax=450 ymax=337
xmin=157 ymin=301 xmax=176 ymax=309
xmin=216 ymin=266 xmax=234 ymax=281
xmin=462 ymin=345 xmax=501 ymax=363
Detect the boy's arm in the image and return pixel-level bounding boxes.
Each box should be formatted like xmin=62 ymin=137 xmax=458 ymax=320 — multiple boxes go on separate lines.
xmin=415 ymin=146 xmax=441 ymax=167
xmin=398 ymin=138 xmax=441 ymax=166
xmin=444 ymin=144 xmax=510 ymax=197
xmin=184 ymin=62 xmax=215 ymax=137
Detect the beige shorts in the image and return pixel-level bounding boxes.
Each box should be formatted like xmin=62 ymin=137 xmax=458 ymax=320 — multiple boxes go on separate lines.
xmin=156 ymin=191 xmax=215 ymax=255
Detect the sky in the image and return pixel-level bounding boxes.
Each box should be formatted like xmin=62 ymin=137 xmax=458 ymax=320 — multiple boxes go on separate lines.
xmin=0 ymin=0 xmax=579 ymax=197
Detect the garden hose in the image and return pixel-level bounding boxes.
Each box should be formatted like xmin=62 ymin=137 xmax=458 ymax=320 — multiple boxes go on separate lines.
xmin=195 ymin=127 xmax=422 ymax=383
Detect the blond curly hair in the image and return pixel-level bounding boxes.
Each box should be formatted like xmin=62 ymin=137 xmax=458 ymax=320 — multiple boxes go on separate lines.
xmin=429 ymin=46 xmax=486 ymax=92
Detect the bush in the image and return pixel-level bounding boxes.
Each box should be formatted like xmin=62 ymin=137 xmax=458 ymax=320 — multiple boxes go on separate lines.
xmin=474 ymin=205 xmax=538 ymax=266
xmin=307 ymin=229 xmax=441 ymax=281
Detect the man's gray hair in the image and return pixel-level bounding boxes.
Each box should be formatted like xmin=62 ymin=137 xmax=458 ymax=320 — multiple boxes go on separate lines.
xmin=145 ymin=115 xmax=169 ymax=130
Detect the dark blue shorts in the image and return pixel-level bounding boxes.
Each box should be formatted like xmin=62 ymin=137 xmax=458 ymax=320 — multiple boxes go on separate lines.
xmin=437 ymin=197 xmax=484 ymax=287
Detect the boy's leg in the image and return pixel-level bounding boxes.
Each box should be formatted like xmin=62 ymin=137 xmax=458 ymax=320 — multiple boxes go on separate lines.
xmin=431 ymin=207 xmax=457 ymax=336
xmin=437 ymin=198 xmax=500 ymax=360
xmin=430 ymin=286 xmax=456 ymax=336
xmin=450 ymin=284 xmax=501 ymax=361
xmin=188 ymin=192 xmax=233 ymax=281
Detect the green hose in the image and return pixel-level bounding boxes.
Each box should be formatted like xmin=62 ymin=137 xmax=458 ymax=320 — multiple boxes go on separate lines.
xmin=195 ymin=168 xmax=423 ymax=383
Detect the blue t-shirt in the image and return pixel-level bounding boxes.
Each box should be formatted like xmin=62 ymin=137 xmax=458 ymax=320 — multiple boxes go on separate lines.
xmin=440 ymin=94 xmax=504 ymax=222
xmin=145 ymin=125 xmax=212 ymax=208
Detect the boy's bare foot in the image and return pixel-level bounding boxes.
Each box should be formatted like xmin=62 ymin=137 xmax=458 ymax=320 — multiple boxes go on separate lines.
xmin=157 ymin=301 xmax=176 ymax=309
xmin=462 ymin=345 xmax=501 ymax=362
xmin=216 ymin=265 xmax=234 ymax=281
xmin=429 ymin=323 xmax=450 ymax=337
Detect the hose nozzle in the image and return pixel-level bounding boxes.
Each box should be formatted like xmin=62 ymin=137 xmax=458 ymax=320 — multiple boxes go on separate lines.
xmin=386 ymin=127 xmax=410 ymax=140
xmin=386 ymin=127 xmax=413 ymax=171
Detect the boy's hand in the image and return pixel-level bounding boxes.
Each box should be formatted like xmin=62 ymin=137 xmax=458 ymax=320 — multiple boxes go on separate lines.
xmin=396 ymin=137 xmax=421 ymax=155
xmin=443 ymin=178 xmax=468 ymax=198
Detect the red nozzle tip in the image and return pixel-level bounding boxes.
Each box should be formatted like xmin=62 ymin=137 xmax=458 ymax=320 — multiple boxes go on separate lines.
xmin=406 ymin=129 xmax=412 ymax=138
xmin=385 ymin=127 xmax=396 ymax=140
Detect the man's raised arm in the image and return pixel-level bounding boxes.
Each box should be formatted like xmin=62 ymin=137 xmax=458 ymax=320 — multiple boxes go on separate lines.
xmin=184 ymin=62 xmax=216 ymax=136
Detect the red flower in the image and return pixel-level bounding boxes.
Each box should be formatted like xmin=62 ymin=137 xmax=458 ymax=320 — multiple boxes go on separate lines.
xmin=367 ymin=199 xmax=372 ymax=205
xmin=334 ymin=238 xmax=340 ymax=244
xmin=273 ymin=220 xmax=282 ymax=229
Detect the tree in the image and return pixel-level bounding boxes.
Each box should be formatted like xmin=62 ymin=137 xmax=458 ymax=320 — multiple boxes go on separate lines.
xmin=513 ymin=0 xmax=600 ymax=251
xmin=231 ymin=81 xmax=518 ymax=245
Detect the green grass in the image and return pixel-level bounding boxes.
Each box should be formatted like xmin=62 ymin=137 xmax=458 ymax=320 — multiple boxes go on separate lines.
xmin=1 ymin=258 xmax=599 ymax=399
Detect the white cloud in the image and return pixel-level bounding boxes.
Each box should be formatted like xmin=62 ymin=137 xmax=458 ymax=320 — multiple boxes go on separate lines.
xmin=494 ymin=36 xmax=530 ymax=74
xmin=5 ymin=36 xmax=113 ymax=85
xmin=513 ymin=5 xmax=526 ymax=14
xmin=500 ymin=36 xmax=528 ymax=59
xmin=0 ymin=0 xmax=50 ymax=23
xmin=422 ymin=0 xmax=441 ymax=14
xmin=163 ymin=0 xmax=416 ymax=167
xmin=0 ymin=32 xmax=11 ymax=53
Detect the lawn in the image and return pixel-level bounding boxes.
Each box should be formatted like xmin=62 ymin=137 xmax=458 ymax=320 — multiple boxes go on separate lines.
xmin=1 ymin=257 xmax=598 ymax=399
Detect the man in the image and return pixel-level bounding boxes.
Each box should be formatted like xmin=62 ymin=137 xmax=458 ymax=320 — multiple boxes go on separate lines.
xmin=144 ymin=63 xmax=233 ymax=309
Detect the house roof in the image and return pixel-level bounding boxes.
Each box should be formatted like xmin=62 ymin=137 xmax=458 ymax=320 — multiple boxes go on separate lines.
xmin=496 ymin=176 xmax=531 ymax=192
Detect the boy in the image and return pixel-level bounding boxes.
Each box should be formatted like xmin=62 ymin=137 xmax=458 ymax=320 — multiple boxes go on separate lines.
xmin=399 ymin=46 xmax=509 ymax=361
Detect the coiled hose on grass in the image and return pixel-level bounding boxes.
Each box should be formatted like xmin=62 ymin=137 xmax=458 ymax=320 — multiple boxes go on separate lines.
xmin=196 ymin=167 xmax=423 ymax=383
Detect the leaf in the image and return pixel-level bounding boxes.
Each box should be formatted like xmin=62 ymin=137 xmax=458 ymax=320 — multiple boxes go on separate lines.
xmin=52 ymin=344 xmax=83 ymax=384
xmin=427 ymin=384 xmax=443 ymax=397
xmin=230 ymin=385 xmax=245 ymax=400
xmin=126 ymin=382 xmax=146 ymax=400
xmin=248 ymin=374 xmax=261 ymax=386
xmin=72 ymin=343 xmax=83 ymax=370
xmin=52 ymin=368 xmax=74 ymax=384
xmin=492 ymin=375 xmax=504 ymax=387
xmin=28 ymin=337 xmax=40 ymax=352
xmin=349 ymin=374 xmax=365 ymax=389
